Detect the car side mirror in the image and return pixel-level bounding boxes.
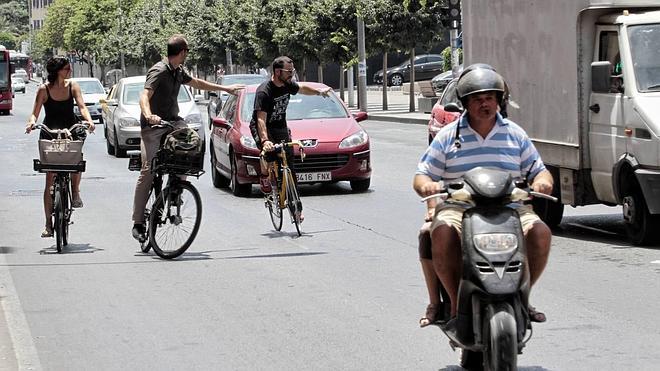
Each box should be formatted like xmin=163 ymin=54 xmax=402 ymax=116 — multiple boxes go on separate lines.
xmin=211 ymin=117 xmax=230 ymax=129
xmin=105 ymin=98 xmax=118 ymax=107
xmin=444 ymin=102 xmax=463 ymax=113
xmin=352 ymin=111 xmax=368 ymax=122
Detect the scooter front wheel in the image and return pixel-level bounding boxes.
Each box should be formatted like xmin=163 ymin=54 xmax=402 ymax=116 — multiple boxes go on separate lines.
xmin=483 ymin=302 xmax=518 ymax=371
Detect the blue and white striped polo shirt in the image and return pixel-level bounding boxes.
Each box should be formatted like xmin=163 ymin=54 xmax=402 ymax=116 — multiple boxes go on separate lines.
xmin=416 ymin=112 xmax=545 ymax=182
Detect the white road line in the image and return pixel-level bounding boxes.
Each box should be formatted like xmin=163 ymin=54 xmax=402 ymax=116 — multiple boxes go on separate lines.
xmin=0 ymin=253 xmax=42 ymax=371
xmin=651 ymin=260 xmax=660 ymax=264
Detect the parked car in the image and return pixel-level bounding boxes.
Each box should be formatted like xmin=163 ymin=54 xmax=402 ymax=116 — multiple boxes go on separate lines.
xmin=207 ymin=74 xmax=267 ymax=127
xmin=373 ymin=54 xmax=444 ymax=86
xmin=209 ymin=82 xmax=371 ymax=196
xmin=100 ymin=75 xmax=204 ymax=157
xmin=70 ymin=77 xmax=106 ymax=124
xmin=431 ymin=64 xmax=463 ymax=94
xmin=428 ymin=78 xmax=461 ymax=144
xmin=11 ymin=77 xmax=25 ymax=94
xmin=11 ymin=68 xmax=28 ymax=83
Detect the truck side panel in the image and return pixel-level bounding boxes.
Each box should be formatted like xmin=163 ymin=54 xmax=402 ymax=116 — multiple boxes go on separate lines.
xmin=462 ymin=0 xmax=588 ymax=169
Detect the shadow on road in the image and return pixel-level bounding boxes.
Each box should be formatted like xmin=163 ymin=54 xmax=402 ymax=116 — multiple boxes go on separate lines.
xmin=222 ymin=251 xmax=327 ymax=259
xmin=552 ymin=213 xmax=660 ymax=249
xmin=39 ymin=243 xmax=102 ymax=255
xmin=439 ymin=365 xmax=551 ymax=371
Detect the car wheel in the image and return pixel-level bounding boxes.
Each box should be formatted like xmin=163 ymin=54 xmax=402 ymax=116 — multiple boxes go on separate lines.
xmin=114 ymin=126 xmax=127 ymax=158
xmin=230 ymin=151 xmax=251 ymax=197
xmin=350 ymin=178 xmax=370 ymax=192
xmin=106 ymin=129 xmax=115 ymax=155
xmin=389 ymin=74 xmax=403 ymax=86
xmin=210 ymin=142 xmax=230 ymax=188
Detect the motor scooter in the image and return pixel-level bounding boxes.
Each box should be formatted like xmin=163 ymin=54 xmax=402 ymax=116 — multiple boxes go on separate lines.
xmin=421 ymin=166 xmax=556 ymax=370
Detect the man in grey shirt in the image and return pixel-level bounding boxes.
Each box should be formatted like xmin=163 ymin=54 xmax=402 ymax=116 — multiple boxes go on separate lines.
xmin=132 ymin=34 xmax=244 ymax=240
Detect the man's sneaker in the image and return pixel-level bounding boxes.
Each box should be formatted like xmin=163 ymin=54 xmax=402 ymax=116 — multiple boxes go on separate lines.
xmin=132 ymin=223 xmax=146 ymax=241
xmin=260 ymin=177 xmax=272 ymax=194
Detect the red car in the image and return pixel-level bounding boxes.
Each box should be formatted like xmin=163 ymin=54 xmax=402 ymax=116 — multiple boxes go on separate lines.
xmin=427 ymin=78 xmax=461 ymax=144
xmin=209 ymin=82 xmax=371 ymax=196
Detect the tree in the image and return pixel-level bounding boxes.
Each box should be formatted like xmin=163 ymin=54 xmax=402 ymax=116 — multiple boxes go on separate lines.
xmin=0 ymin=31 xmax=15 ymax=49
xmin=0 ymin=0 xmax=30 ymax=37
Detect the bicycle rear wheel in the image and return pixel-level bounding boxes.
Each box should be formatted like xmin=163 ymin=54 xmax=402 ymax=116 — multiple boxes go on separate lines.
xmin=53 ymin=181 xmax=64 ymax=252
xmin=266 ymin=177 xmax=283 ymax=231
xmin=149 ymin=181 xmax=202 ymax=259
xmin=285 ymin=170 xmax=302 ymax=236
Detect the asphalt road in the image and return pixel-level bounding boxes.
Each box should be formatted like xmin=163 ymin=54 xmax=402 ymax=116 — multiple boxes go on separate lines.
xmin=1 ymin=82 xmax=659 ymax=370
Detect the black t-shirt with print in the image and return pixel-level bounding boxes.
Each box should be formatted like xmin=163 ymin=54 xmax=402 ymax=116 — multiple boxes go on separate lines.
xmin=249 ymin=80 xmax=300 ymax=145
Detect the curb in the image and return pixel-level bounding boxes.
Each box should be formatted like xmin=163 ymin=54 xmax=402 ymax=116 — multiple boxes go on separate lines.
xmin=366 ymin=114 xmax=428 ymax=126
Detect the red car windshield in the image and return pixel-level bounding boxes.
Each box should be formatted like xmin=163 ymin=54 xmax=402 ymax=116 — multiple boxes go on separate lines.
xmin=240 ymin=91 xmax=348 ymax=121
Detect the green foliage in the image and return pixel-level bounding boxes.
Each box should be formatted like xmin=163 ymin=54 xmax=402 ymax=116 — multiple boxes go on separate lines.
xmin=0 ymin=31 xmax=15 ymax=49
xmin=441 ymin=45 xmax=461 ymax=71
xmin=0 ymin=0 xmax=29 ymax=36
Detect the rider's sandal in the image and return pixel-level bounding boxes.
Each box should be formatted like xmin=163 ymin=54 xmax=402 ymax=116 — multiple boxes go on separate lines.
xmin=528 ymin=305 xmax=547 ymax=323
xmin=41 ymin=227 xmax=53 ymax=238
xmin=72 ymin=194 xmax=83 ymax=208
xmin=419 ymin=303 xmax=440 ymax=328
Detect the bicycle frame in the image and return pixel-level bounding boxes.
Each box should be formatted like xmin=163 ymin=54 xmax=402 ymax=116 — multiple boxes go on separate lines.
xmin=266 ymin=140 xmax=304 ymax=209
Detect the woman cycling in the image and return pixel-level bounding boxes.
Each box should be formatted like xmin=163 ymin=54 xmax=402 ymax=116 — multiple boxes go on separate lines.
xmin=25 ymin=56 xmax=95 ymax=238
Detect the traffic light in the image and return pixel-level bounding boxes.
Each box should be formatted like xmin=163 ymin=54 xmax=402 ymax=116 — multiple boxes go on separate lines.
xmin=448 ymin=0 xmax=461 ymax=26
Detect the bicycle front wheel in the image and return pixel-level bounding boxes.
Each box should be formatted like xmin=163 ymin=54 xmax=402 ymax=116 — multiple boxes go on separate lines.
xmin=61 ymin=178 xmax=69 ymax=246
xmin=53 ymin=181 xmax=64 ymax=252
xmin=149 ymin=181 xmax=202 ymax=259
xmin=266 ymin=178 xmax=283 ymax=231
xmin=285 ymin=170 xmax=303 ymax=236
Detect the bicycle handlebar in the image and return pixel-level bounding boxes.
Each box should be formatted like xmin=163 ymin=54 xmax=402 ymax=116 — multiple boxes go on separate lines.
xmin=30 ymin=122 xmax=90 ymax=137
xmin=260 ymin=140 xmax=305 ymax=157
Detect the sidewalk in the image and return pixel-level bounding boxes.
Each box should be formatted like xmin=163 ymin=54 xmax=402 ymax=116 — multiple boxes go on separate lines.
xmin=345 ymin=86 xmax=431 ymax=125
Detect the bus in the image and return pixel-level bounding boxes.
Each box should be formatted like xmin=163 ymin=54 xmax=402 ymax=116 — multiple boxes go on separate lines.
xmin=10 ymin=51 xmax=32 ymax=79
xmin=0 ymin=45 xmax=12 ymax=114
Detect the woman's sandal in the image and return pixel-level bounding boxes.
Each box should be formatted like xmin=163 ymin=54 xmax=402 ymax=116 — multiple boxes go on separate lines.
xmin=528 ymin=305 xmax=547 ymax=323
xmin=419 ymin=303 xmax=440 ymax=327
xmin=41 ymin=227 xmax=53 ymax=238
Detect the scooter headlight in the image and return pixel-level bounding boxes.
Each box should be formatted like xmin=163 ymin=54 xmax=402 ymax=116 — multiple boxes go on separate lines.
xmin=473 ymin=233 xmax=518 ymax=254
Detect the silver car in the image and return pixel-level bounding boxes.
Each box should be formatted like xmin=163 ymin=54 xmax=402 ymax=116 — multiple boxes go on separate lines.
xmin=70 ymin=77 xmax=105 ymax=124
xmin=101 ymin=75 xmax=204 ymax=157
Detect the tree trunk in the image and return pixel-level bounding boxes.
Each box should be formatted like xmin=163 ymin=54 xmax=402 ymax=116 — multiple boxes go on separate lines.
xmin=382 ymin=53 xmax=388 ymax=111
xmin=318 ymin=63 xmax=323 ymax=83
xmin=339 ymin=66 xmax=345 ymax=101
xmin=409 ymin=48 xmax=416 ymax=112
xmin=302 ymin=58 xmax=307 ymax=82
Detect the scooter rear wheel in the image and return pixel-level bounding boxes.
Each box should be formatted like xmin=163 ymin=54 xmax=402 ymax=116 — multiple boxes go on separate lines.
xmin=483 ymin=303 xmax=518 ymax=371
xmin=460 ymin=349 xmax=483 ymax=371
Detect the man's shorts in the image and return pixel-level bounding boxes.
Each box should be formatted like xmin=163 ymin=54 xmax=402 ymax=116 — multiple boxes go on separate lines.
xmin=430 ymin=204 xmax=542 ymax=236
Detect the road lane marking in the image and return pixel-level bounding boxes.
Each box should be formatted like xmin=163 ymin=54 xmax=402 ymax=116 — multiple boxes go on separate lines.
xmin=651 ymin=260 xmax=660 ymax=264
xmin=0 ymin=253 xmax=42 ymax=371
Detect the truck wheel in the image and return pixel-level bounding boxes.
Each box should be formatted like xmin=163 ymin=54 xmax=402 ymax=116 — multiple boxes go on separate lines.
xmin=622 ymin=184 xmax=660 ymax=245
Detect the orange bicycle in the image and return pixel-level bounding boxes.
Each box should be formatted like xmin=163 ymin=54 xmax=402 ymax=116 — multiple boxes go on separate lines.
xmin=262 ymin=140 xmax=304 ymax=236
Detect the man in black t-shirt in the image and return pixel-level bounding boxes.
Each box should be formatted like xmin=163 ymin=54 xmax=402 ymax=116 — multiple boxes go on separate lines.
xmin=250 ymin=56 xmax=331 ymax=194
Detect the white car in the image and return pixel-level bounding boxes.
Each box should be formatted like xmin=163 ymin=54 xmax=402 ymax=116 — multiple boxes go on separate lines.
xmin=11 ymin=77 xmax=25 ymax=94
xmin=11 ymin=69 xmax=28 ymax=83
xmin=100 ymin=75 xmax=204 ymax=157
xmin=70 ymin=77 xmax=105 ymax=124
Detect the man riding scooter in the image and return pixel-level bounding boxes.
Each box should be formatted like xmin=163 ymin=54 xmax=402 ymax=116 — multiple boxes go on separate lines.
xmin=413 ymin=64 xmax=553 ymax=327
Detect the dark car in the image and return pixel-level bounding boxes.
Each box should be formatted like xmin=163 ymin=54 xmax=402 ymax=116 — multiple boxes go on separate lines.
xmin=431 ymin=64 xmax=463 ymax=94
xmin=373 ymin=54 xmax=444 ymax=86
xmin=209 ymin=82 xmax=371 ymax=196
xmin=207 ymin=74 xmax=268 ymax=126
xmin=427 ymin=78 xmax=462 ymax=144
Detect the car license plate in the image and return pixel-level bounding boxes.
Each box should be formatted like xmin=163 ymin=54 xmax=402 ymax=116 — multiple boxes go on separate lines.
xmin=296 ymin=172 xmax=332 ymax=183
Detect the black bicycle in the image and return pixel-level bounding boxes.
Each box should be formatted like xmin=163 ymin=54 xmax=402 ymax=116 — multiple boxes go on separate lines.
xmin=129 ymin=121 xmax=204 ymax=259
xmin=32 ymin=123 xmax=88 ymax=253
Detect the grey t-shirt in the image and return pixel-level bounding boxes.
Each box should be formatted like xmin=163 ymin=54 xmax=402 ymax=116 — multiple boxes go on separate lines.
xmin=140 ymin=60 xmax=193 ymax=127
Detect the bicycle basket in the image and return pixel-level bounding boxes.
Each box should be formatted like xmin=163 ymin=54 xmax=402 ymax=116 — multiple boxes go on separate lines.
xmin=162 ymin=128 xmax=202 ymax=154
xmin=38 ymin=139 xmax=84 ymax=165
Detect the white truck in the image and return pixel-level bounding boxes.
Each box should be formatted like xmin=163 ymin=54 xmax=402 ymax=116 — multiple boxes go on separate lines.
xmin=462 ymin=0 xmax=660 ymax=245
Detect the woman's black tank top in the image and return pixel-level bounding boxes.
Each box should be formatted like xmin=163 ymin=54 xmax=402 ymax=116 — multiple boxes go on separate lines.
xmin=43 ymin=83 xmax=76 ymax=129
